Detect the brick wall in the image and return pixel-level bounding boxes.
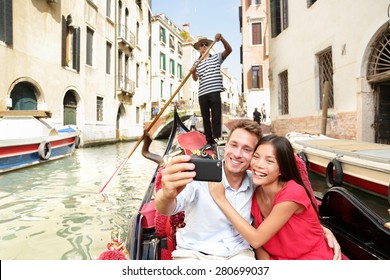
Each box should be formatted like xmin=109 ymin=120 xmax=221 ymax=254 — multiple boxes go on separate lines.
xmin=270 ymin=112 xmax=357 ymax=140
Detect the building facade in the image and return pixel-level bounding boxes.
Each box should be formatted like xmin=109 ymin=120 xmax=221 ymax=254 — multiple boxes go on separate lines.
xmin=1 ymin=1 xmax=239 ymax=145
xmin=268 ymin=0 xmax=390 ymax=143
xmin=116 ymin=0 xmax=152 ymax=140
xmin=0 ymin=0 xmax=152 ymax=145
xmin=150 ymin=13 xmax=186 ymax=115
xmin=240 ymin=0 xmax=270 ymax=121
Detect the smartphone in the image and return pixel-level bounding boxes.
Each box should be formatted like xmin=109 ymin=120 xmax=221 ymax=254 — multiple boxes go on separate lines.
xmin=189 ymin=158 xmax=223 ymax=182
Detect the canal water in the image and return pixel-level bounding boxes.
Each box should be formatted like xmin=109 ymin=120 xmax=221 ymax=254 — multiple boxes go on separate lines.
xmin=0 ymin=140 xmax=167 ymax=260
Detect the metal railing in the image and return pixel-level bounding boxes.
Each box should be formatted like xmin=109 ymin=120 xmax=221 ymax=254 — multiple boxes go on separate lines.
xmin=117 ymin=75 xmax=135 ymax=94
xmin=117 ymin=24 xmax=136 ymax=49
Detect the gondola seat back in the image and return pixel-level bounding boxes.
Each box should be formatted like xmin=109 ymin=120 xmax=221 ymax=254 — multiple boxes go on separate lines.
xmin=126 ymin=214 xmax=144 ymax=260
xmin=319 ymin=187 xmax=390 ymax=259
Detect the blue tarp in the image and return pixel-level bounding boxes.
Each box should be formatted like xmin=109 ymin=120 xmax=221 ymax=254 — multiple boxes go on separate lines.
xmin=57 ymin=127 xmax=76 ymax=133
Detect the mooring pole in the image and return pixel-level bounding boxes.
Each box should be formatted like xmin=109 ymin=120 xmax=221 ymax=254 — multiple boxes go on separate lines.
xmin=321 ymin=81 xmax=330 ymax=135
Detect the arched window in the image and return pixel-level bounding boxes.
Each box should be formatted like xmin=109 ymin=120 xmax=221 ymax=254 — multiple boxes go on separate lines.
xmin=10 ymin=83 xmax=37 ymax=110
xmin=367 ymin=29 xmax=390 ymax=82
xmin=63 ymin=90 xmax=78 ymax=125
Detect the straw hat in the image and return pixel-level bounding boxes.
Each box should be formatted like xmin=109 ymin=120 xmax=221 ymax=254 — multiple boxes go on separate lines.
xmin=193 ymin=37 xmax=213 ymax=50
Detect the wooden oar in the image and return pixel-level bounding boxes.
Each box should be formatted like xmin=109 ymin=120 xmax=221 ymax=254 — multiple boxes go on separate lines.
xmin=98 ymin=40 xmax=216 ymax=193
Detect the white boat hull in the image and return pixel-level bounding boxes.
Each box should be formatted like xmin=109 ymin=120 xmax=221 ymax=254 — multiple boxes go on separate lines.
xmin=0 ymin=115 xmax=81 ymax=173
xmin=286 ymin=132 xmax=390 ymax=202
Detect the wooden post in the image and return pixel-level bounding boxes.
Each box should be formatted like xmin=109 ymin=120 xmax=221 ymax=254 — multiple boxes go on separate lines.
xmin=321 ymin=81 xmax=330 ymax=135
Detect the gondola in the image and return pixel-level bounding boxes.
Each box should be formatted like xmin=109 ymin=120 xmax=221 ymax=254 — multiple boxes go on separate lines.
xmin=122 ymin=110 xmax=390 ymax=260
xmin=123 ymin=109 xmax=225 ymax=260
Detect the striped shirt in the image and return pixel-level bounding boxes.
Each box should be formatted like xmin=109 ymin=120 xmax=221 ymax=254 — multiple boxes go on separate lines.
xmin=195 ymin=53 xmax=224 ymax=97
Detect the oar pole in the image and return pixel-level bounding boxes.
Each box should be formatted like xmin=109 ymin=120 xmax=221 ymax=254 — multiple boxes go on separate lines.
xmin=98 ymin=40 xmax=216 ymax=193
xmin=144 ymin=40 xmax=216 ymax=133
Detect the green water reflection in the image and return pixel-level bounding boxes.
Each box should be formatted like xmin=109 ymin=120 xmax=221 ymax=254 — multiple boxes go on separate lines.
xmin=0 ymin=140 xmax=167 ymax=260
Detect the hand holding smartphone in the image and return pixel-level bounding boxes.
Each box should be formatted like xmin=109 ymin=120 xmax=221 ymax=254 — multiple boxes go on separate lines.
xmin=189 ymin=158 xmax=222 ymax=182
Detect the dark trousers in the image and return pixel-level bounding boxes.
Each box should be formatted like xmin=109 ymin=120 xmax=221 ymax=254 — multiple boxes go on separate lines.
xmin=199 ymin=92 xmax=222 ymax=144
xmin=190 ymin=125 xmax=197 ymax=131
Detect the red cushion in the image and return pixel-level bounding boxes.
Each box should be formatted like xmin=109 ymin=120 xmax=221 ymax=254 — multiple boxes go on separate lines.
xmin=140 ymin=200 xmax=156 ymax=229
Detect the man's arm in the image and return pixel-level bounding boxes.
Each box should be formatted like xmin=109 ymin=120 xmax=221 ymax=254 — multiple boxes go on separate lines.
xmin=190 ymin=65 xmax=198 ymax=81
xmin=155 ymin=155 xmax=195 ymax=215
xmin=215 ymin=33 xmax=232 ymax=60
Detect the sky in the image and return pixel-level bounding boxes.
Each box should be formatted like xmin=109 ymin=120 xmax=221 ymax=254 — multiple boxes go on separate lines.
xmin=150 ymin=0 xmax=242 ymax=82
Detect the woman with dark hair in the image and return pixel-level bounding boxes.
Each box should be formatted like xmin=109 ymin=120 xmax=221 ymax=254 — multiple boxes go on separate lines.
xmin=209 ymin=134 xmax=348 ymax=260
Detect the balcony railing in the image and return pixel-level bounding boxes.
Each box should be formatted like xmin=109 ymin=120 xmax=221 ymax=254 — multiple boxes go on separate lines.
xmin=117 ymin=75 xmax=135 ymax=95
xmin=117 ymin=24 xmax=135 ymax=49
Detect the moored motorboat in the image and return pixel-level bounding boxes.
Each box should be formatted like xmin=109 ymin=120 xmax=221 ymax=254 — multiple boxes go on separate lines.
xmin=287 ymin=132 xmax=390 ymax=259
xmin=286 ymin=132 xmax=390 ymax=203
xmin=0 ymin=110 xmax=81 ymax=173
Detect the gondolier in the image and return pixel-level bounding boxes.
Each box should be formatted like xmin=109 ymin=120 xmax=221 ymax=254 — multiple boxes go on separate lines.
xmin=190 ymin=33 xmax=232 ymax=150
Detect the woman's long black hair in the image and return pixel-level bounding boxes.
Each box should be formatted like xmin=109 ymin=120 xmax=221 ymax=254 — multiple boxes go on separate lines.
xmin=258 ymin=134 xmax=319 ymax=214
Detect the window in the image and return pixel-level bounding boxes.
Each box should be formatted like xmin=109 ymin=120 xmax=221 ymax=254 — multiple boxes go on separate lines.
xmin=169 ymin=34 xmax=175 ymax=50
xmin=251 ymin=65 xmax=263 ymax=89
xmin=279 ymin=70 xmax=289 ymax=115
xmin=252 ymin=22 xmax=263 ymax=45
xmin=270 ymin=0 xmax=288 ymax=38
xmin=118 ymin=50 xmax=123 ymax=85
xmin=136 ymin=22 xmax=139 ymax=46
xmin=160 ymin=80 xmax=164 ymax=98
xmin=169 ymin=59 xmax=175 ymax=76
xmin=0 ymin=0 xmax=12 ymax=44
xmin=318 ymin=48 xmax=334 ymax=109
xmin=96 ymin=96 xmax=103 ymax=121
xmin=160 ymin=52 xmax=166 ymax=71
xmin=177 ymin=63 xmax=182 ymax=79
xmin=86 ymin=27 xmax=94 ymax=66
xmin=136 ymin=107 xmax=140 ymax=124
xmin=307 ymin=0 xmax=317 ymax=7
xmin=125 ymin=55 xmax=129 ymax=81
xmin=106 ymin=42 xmax=112 ymax=74
xmin=136 ymin=63 xmax=140 ymax=88
xmin=118 ymin=0 xmax=122 ymax=26
xmin=178 ymin=42 xmax=183 ymax=56
xmin=252 ymin=0 xmax=262 ymax=5
xmin=61 ymin=15 xmax=80 ymax=71
xmin=10 ymin=83 xmax=37 ymax=110
xmin=136 ymin=0 xmax=142 ymax=10
xmin=159 ymin=26 xmax=166 ymax=43
xmin=106 ymin=0 xmax=112 ymax=18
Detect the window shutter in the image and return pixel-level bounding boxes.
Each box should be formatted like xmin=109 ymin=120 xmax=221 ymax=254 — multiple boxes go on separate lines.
xmin=259 ymin=65 xmax=264 ymax=89
xmin=252 ymin=23 xmax=261 ymax=45
xmin=270 ymin=0 xmax=281 ymax=38
xmin=4 ymin=0 xmax=13 ymax=44
xmin=74 ymin=27 xmax=81 ymax=72
xmin=282 ymin=0 xmax=288 ymax=30
xmin=240 ymin=45 xmax=243 ymax=64
xmin=247 ymin=68 xmax=252 ymax=89
xmin=61 ymin=16 xmax=67 ymax=66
